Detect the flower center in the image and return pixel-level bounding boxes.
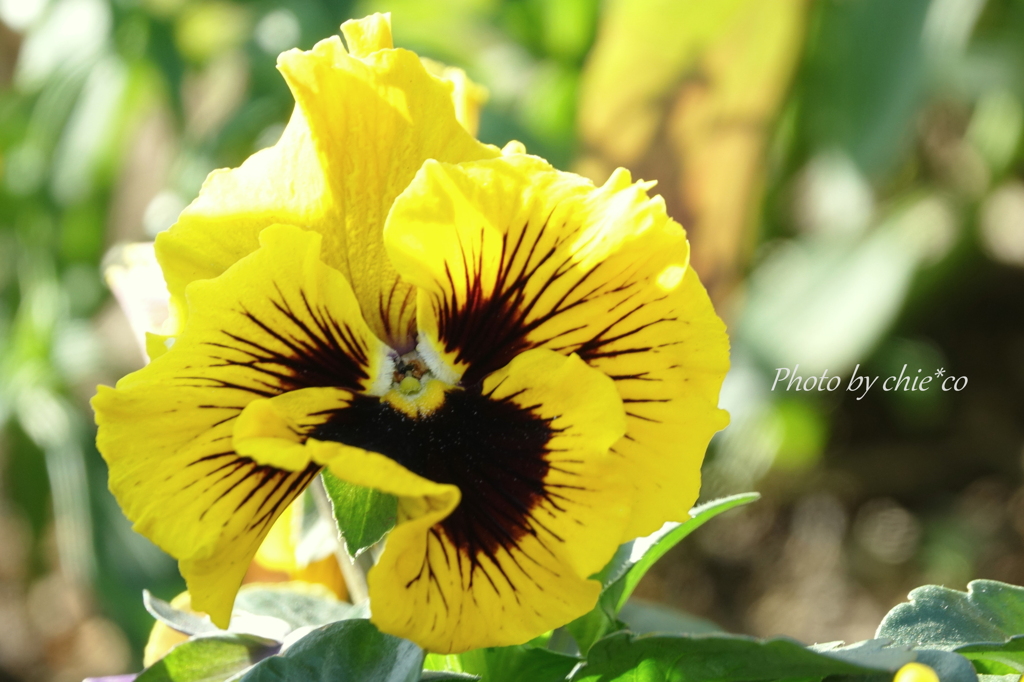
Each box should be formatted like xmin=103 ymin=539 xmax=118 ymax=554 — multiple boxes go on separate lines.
xmin=393 ymin=352 xmax=429 ymax=392
xmin=309 ymin=382 xmax=556 ymax=563
xmin=383 ymin=351 xmax=450 ymax=416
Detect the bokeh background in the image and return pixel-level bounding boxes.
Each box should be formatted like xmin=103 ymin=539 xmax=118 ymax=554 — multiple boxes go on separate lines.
xmin=1 ymin=0 xmax=1023 ymax=679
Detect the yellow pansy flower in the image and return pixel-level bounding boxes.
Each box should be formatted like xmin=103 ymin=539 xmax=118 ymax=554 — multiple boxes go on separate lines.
xmin=92 ymin=14 xmax=729 ymax=654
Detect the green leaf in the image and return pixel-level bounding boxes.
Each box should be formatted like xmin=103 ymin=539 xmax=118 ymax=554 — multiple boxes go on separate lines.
xmin=565 ymin=603 xmax=628 ymax=657
xmin=617 ymin=599 xmax=722 ymax=636
xmin=878 ymin=580 xmax=1024 ymax=651
xmin=236 ymin=619 xmax=422 ymax=682
xmin=136 ymin=634 xmax=280 ymax=682
xmin=144 ymin=590 xmax=219 ymax=637
xmin=321 ymin=470 xmax=398 ymax=557
xmin=419 ymin=673 xmax=481 ymax=681
xmin=570 ymin=631 xmax=914 ymax=682
xmin=424 ymin=645 xmax=578 ymax=682
xmin=233 ymin=584 xmax=367 ymax=631
xmin=605 ymin=493 xmax=761 ymax=611
xmin=810 ymin=638 xmax=919 ymax=670
xmin=956 ymin=637 xmax=1024 ymax=674
xmin=568 ymin=494 xmax=760 ymax=654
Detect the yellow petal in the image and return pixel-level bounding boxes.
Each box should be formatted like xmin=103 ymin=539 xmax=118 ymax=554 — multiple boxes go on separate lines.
xmin=156 ymin=104 xmax=328 ymax=335
xmin=421 ymin=58 xmax=489 ymax=137
xmin=93 ymin=224 xmax=389 ymax=627
xmin=233 ymin=388 xmax=354 ymax=469
xmin=607 ymin=265 xmax=730 ymax=538
xmin=385 ymin=155 xmax=730 ymax=540
xmin=894 ymin=663 xmax=940 ymax=682
xmin=340 ymin=12 xmax=394 ymax=57
xmin=291 ymin=555 xmax=349 ymax=601
xmin=253 ymin=498 xmax=298 ymax=573
xmin=276 ymin=32 xmax=499 ymax=349
xmin=157 ymin=14 xmax=500 ymax=350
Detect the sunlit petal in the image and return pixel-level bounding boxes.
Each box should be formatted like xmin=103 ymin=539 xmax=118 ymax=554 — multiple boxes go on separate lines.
xmin=156 ymin=14 xmax=499 ymax=350
xmin=386 ymin=155 xmax=730 ymax=539
xmin=93 ymin=224 xmax=390 ymax=625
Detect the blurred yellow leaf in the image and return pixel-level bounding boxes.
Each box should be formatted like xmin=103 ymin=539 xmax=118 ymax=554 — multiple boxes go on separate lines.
xmin=174 ymin=1 xmax=251 ymax=64
xmin=578 ymin=0 xmax=808 ymax=299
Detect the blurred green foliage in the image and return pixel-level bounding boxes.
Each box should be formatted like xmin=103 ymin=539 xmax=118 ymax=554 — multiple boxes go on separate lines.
xmin=1 ymin=0 xmax=1024 ymax=679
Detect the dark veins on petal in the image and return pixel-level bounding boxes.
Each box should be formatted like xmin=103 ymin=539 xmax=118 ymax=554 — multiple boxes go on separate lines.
xmin=434 ymin=213 xmax=676 ymax=385
xmin=209 ymin=462 xmax=320 ymax=538
xmin=311 ymin=381 xmax=570 ymax=586
xmin=377 ymin=278 xmax=418 ymax=354
xmin=195 ymin=283 xmax=373 ymax=396
xmin=178 ymin=284 xmax=371 ymax=516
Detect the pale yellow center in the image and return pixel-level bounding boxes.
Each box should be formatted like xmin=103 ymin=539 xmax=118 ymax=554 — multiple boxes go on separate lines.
xmin=382 ymin=350 xmax=454 ymax=417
